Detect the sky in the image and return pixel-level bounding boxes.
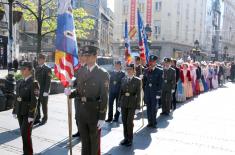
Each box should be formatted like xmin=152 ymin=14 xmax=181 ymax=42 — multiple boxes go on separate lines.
xmin=107 ymin=0 xmax=114 ymax=12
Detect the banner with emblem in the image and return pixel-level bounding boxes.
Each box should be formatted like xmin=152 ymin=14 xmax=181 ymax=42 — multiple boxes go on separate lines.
xmin=124 ymin=20 xmax=132 ymax=65
xmin=137 ymin=9 xmax=150 ymax=64
xmin=146 ymin=0 xmax=153 ymax=25
xmin=54 ymin=0 xmax=79 ymax=87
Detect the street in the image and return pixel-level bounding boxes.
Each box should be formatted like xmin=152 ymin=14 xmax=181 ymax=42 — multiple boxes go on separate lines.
xmin=0 ymin=82 xmax=235 ymax=155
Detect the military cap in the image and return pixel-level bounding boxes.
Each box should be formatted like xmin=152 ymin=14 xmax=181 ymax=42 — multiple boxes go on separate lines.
xmin=81 ymin=45 xmax=99 ymax=55
xmin=38 ymin=53 xmax=46 ymax=60
xmin=115 ymin=60 xmax=122 ymax=65
xmin=20 ymin=61 xmax=33 ymax=70
xmin=135 ymin=56 xmax=141 ymax=61
xmin=164 ymin=57 xmax=171 ymax=63
xmin=126 ymin=63 xmax=135 ymax=69
xmin=149 ymin=55 xmax=158 ymax=61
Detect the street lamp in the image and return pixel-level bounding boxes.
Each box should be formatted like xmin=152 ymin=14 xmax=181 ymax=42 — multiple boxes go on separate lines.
xmin=192 ymin=40 xmax=200 ymax=61
xmin=224 ymin=46 xmax=228 ymax=61
xmin=0 ymin=0 xmax=24 ymax=72
xmin=145 ymin=24 xmax=152 ymax=48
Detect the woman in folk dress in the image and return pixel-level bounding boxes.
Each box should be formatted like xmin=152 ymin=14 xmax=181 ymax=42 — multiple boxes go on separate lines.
xmin=182 ymin=63 xmax=193 ymax=98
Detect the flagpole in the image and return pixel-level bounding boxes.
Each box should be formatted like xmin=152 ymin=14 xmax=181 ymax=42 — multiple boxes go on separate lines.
xmin=140 ymin=67 xmax=144 ymax=127
xmin=67 ymin=94 xmax=73 ymax=155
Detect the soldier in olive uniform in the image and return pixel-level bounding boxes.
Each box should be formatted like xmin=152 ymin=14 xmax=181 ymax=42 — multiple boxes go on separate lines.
xmin=12 ymin=62 xmax=40 ymax=155
xmin=143 ymin=55 xmax=163 ymax=128
xmin=161 ymin=58 xmax=176 ymax=115
xmin=66 ymin=45 xmax=110 ymax=155
xmin=135 ymin=56 xmax=144 ymax=78
xmin=106 ymin=61 xmax=125 ymax=122
xmin=118 ymin=64 xmax=141 ymax=147
xmin=34 ymin=54 xmax=52 ymax=125
xmin=72 ymin=52 xmax=88 ymax=138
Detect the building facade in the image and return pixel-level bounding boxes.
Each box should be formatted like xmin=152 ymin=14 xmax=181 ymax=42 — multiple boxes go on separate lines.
xmin=113 ymin=0 xmax=212 ymax=60
xmin=73 ymin=0 xmax=114 ymax=56
xmin=220 ymin=0 xmax=235 ymax=60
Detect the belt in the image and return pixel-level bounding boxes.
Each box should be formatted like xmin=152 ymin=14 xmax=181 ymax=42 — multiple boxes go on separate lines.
xmin=79 ymin=97 xmax=100 ymax=102
xmin=122 ymin=92 xmax=136 ymax=97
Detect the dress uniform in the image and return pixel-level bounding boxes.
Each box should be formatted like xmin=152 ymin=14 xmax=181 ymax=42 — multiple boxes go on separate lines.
xmin=143 ymin=55 xmax=163 ymax=128
xmin=135 ymin=56 xmax=145 ymax=77
xmin=35 ymin=54 xmax=52 ymax=125
xmin=118 ymin=64 xmax=141 ymax=146
xmin=12 ymin=62 xmax=39 ymax=155
xmin=171 ymin=59 xmax=180 ymax=110
xmin=72 ymin=60 xmax=87 ymax=137
xmin=106 ymin=61 xmax=125 ymax=122
xmin=69 ymin=45 xmax=110 ymax=155
xmin=161 ymin=58 xmax=176 ymax=115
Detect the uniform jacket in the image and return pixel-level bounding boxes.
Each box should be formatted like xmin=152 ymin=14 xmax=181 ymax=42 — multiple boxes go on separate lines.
xmin=172 ymin=66 xmax=180 ymax=83
xmin=118 ymin=76 xmax=141 ymax=109
xmin=70 ymin=65 xmax=110 ymax=122
xmin=35 ymin=64 xmax=52 ymax=96
xmin=13 ymin=77 xmax=39 ymax=118
xmin=135 ymin=65 xmax=144 ymax=77
xmin=109 ymin=71 xmax=125 ymax=94
xmin=162 ymin=67 xmax=176 ymax=92
xmin=143 ymin=67 xmax=163 ymax=96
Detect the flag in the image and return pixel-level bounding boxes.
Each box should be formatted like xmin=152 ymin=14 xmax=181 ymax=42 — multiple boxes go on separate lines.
xmin=129 ymin=26 xmax=137 ymax=39
xmin=124 ymin=20 xmax=132 ymax=64
xmin=137 ymin=9 xmax=150 ymax=64
xmin=54 ymin=0 xmax=79 ymax=87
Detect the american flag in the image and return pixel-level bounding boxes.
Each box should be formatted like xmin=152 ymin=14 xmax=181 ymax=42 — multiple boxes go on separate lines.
xmin=137 ymin=10 xmax=149 ymax=64
xmin=54 ymin=0 xmax=79 ymax=87
xmin=124 ymin=20 xmax=132 ymax=64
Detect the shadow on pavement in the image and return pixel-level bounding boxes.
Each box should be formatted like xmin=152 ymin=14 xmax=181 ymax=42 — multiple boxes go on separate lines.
xmin=156 ymin=114 xmax=173 ymax=129
xmin=104 ymin=126 xmax=156 ymax=155
xmin=39 ymin=137 xmax=80 ymax=155
xmin=0 ymin=128 xmax=21 ymax=145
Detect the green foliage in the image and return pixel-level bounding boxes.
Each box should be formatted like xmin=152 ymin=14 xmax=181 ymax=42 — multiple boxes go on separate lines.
xmin=0 ymin=5 xmax=4 ymax=11
xmin=20 ymin=0 xmax=95 ymax=39
xmin=14 ymin=73 xmax=23 ymax=81
xmin=13 ymin=6 xmax=23 ymax=12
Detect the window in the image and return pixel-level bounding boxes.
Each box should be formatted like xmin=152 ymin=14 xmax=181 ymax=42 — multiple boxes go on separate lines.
xmin=154 ymin=20 xmax=161 ymax=35
xmin=138 ymin=3 xmax=145 ymax=12
xmin=176 ymin=21 xmax=180 ymax=39
xmin=123 ymin=5 xmax=129 ymax=15
xmin=185 ymin=25 xmax=188 ymax=41
xmin=155 ymin=1 xmax=162 ymax=11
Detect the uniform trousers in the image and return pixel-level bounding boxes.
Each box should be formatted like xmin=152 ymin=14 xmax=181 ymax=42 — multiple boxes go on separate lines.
xmin=121 ymin=108 xmax=135 ymax=142
xmin=17 ymin=115 xmax=33 ymax=155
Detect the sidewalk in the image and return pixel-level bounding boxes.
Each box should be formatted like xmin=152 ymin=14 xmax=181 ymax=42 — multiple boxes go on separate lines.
xmin=0 ymin=83 xmax=235 ymax=155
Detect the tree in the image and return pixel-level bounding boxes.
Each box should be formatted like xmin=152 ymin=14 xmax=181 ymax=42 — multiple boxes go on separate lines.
xmin=17 ymin=0 xmax=95 ymax=55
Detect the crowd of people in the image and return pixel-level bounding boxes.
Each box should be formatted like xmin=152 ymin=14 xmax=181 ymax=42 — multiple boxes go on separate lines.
xmin=173 ymin=58 xmax=235 ymax=103
xmin=10 ymin=45 xmax=235 ymax=155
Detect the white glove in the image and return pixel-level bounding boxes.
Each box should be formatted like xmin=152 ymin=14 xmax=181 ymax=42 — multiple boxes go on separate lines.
xmin=156 ymin=96 xmax=161 ymax=99
xmin=28 ymin=117 xmax=34 ymax=123
xmin=97 ymin=120 xmax=105 ymax=129
xmin=43 ymin=92 xmax=49 ymax=97
xmin=117 ymin=107 xmax=121 ymax=112
xmin=135 ymin=109 xmax=140 ymax=115
xmin=13 ymin=114 xmax=17 ymax=119
xmin=171 ymin=90 xmax=175 ymax=93
xmin=64 ymin=88 xmax=71 ymax=96
xmin=139 ymin=74 xmax=144 ymax=80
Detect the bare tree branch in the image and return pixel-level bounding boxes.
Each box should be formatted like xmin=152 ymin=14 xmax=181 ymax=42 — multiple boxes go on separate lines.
xmin=42 ymin=29 xmax=56 ymax=37
xmin=41 ymin=0 xmax=53 ymax=7
xmin=42 ymin=15 xmax=57 ymax=22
